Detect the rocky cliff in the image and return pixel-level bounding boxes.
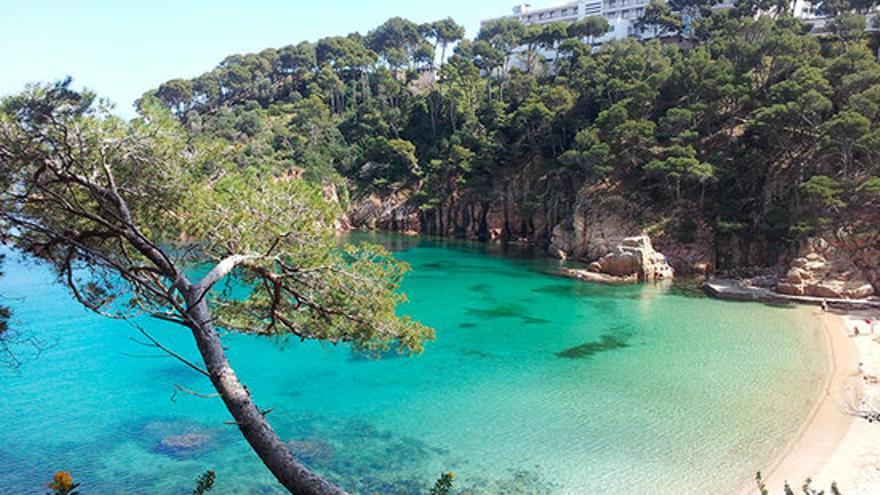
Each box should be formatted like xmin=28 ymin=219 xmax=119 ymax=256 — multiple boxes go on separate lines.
xmin=776 ymin=234 xmax=879 ymax=299
xmin=345 ymin=180 xmax=876 ymax=298
xmin=589 ymin=235 xmax=674 ymax=281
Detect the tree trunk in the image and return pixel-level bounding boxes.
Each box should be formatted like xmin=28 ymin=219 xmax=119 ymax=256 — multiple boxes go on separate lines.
xmin=182 ymin=286 xmax=347 ymax=495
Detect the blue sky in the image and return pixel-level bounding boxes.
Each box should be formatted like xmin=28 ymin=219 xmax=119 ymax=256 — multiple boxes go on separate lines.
xmin=1 ymin=0 xmax=550 ymax=117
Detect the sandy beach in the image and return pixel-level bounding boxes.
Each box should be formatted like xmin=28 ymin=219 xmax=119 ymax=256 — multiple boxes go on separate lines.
xmin=742 ymin=308 xmax=880 ymax=495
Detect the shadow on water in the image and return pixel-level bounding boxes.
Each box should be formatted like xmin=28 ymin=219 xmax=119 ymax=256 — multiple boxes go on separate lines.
xmin=666 ymin=279 xmax=709 ymax=299
xmin=532 ymin=283 xmax=606 ymax=298
xmin=531 ymin=282 xmax=645 ymax=301
xmin=416 ymin=260 xmax=534 ymax=280
xmin=466 ymin=303 xmax=551 ymax=326
xmin=556 ymin=334 xmax=631 ymax=360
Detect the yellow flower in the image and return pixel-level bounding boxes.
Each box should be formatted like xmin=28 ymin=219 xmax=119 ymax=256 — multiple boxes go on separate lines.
xmin=48 ymin=471 xmax=74 ymax=491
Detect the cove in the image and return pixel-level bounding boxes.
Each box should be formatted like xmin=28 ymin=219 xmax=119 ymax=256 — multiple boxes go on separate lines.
xmin=0 ymin=233 xmax=827 ymax=494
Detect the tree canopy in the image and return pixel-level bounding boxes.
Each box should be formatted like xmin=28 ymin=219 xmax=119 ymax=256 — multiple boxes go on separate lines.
xmin=135 ymin=11 xmax=880 ymax=264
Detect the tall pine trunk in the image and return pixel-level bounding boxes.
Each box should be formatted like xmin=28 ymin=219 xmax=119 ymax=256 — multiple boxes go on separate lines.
xmin=182 ymin=285 xmax=347 ymax=495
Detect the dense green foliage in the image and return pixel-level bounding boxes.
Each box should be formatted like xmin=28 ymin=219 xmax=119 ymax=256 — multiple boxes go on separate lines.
xmin=142 ymin=9 xmax=880 ymax=266
xmin=0 ymin=79 xmax=432 ymax=352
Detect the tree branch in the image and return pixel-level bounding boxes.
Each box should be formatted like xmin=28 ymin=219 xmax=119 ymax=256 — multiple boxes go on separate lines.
xmin=128 ymin=323 xmax=209 ymax=377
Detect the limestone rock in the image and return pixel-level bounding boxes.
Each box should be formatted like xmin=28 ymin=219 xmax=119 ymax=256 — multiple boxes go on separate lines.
xmin=776 ymin=238 xmax=877 ymax=299
xmin=348 ymin=189 xmax=421 ymax=233
xmin=588 ymin=235 xmax=674 ymax=282
xmin=322 ymin=181 xmax=352 ymax=231
xmin=548 ymin=187 xmax=639 ymax=261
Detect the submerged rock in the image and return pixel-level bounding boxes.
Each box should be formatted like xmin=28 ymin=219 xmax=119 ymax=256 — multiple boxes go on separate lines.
xmin=139 ymin=419 xmax=218 ymax=458
xmin=287 ymin=439 xmax=336 ymax=466
xmin=160 ymin=433 xmax=212 ymax=452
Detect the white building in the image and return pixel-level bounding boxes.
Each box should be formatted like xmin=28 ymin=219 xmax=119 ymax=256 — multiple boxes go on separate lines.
xmin=482 ymin=0 xmax=827 ymax=46
xmin=481 ymin=1 xmax=656 ymax=44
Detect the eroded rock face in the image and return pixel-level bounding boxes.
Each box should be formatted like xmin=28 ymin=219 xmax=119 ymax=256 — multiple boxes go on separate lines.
xmin=322 ymin=181 xmax=352 ymax=231
xmin=776 ymin=237 xmax=877 ymax=299
xmin=549 ymin=186 xmax=639 ymax=261
xmin=588 ymin=235 xmax=674 ymax=281
xmin=653 ymin=216 xmax=716 ymax=277
xmin=348 ymin=190 xmax=421 ymax=234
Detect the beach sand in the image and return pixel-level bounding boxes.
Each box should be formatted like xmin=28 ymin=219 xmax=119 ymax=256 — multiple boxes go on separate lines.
xmin=741 ymin=308 xmax=880 ymax=495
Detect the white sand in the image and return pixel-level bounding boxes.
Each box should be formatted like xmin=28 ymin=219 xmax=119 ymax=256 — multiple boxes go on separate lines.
xmin=748 ymin=309 xmax=880 ymax=495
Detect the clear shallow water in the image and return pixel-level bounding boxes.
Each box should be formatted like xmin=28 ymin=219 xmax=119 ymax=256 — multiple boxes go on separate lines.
xmin=0 ymin=234 xmax=827 ymax=494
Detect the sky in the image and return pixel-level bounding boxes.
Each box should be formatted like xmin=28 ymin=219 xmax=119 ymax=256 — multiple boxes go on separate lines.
xmin=1 ymin=0 xmax=556 ymax=117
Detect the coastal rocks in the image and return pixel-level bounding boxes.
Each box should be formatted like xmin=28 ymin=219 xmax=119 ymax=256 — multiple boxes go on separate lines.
xmin=348 ymin=189 xmax=421 ymax=234
xmin=776 ymin=238 xmax=876 ymax=299
xmin=322 ymin=181 xmax=351 ymax=231
xmin=589 ymin=235 xmax=674 ymax=281
xmin=653 ymin=215 xmax=716 ymax=276
xmin=549 ymin=186 xmax=640 ymax=261
xmin=560 ymin=235 xmax=674 ymax=284
xmin=559 ymin=268 xmax=638 ymax=284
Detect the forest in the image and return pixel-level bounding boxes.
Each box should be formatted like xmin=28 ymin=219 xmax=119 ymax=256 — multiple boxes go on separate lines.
xmin=140 ymin=0 xmax=880 ymax=272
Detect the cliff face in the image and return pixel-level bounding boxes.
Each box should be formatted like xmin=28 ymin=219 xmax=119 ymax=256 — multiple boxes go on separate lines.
xmin=776 ymin=234 xmax=880 ymax=299
xmin=348 ymin=173 xmax=575 ymax=243
xmin=548 ymin=184 xmax=639 ymax=261
xmin=347 ymin=189 xmax=421 ymax=234
xmin=345 ymin=180 xmax=877 ymax=298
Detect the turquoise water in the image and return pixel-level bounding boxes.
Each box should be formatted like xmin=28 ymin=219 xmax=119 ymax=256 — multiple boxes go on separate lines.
xmin=0 ymin=234 xmax=827 ymax=494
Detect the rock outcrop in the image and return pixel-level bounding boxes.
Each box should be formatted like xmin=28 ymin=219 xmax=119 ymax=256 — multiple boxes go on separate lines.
xmin=589 ymin=235 xmax=674 ymax=281
xmin=548 ymin=186 xmax=640 ymax=261
xmin=561 ymin=235 xmax=674 ymax=284
xmin=776 ymin=237 xmax=877 ymax=299
xmin=322 ymin=181 xmax=352 ymax=231
xmin=348 ymin=189 xmax=421 ymax=234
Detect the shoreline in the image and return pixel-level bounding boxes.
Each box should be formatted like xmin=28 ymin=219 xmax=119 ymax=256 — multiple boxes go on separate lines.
xmin=739 ymin=308 xmax=880 ymax=495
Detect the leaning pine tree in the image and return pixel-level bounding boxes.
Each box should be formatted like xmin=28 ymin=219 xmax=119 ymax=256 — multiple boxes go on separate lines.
xmin=0 ymin=80 xmax=433 ymax=495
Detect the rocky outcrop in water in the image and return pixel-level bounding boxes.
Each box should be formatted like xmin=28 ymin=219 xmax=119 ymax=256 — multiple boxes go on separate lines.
xmin=348 ymin=189 xmax=421 ymax=234
xmin=548 ymin=186 xmax=638 ymax=261
xmin=776 ymin=236 xmax=877 ymax=299
xmin=590 ymin=235 xmax=674 ymax=281
xmin=560 ymin=235 xmax=674 ymax=283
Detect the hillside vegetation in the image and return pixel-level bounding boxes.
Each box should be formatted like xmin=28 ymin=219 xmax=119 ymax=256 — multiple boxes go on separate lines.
xmin=143 ymin=6 xmax=880 ymax=272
